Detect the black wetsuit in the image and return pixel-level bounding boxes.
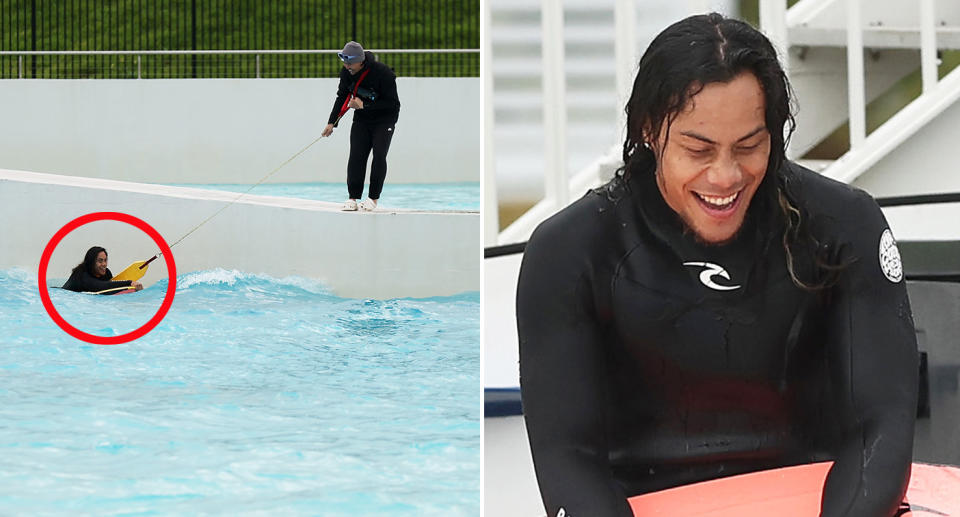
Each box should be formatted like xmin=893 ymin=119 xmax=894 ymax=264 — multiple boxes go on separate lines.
xmin=327 ymin=51 xmax=401 ymax=200
xmin=62 ymin=268 xmax=132 ymax=295
xmin=517 ymin=162 xmax=918 ymax=517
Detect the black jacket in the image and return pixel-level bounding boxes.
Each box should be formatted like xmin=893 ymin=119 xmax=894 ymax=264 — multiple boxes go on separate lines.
xmin=327 ymin=51 xmax=400 ymax=126
xmin=62 ymin=268 xmax=132 ymax=294
xmin=518 ymin=162 xmax=917 ymax=517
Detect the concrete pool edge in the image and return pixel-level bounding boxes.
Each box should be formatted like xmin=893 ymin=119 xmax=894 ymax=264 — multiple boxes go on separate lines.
xmin=0 ymin=168 xmax=480 ymax=299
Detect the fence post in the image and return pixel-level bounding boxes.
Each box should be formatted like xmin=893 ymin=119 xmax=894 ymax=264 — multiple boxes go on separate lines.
xmin=30 ymin=0 xmax=37 ymax=78
xmin=19 ymin=55 xmax=23 ymax=79
xmin=191 ymin=0 xmax=198 ymax=78
xmin=256 ymin=54 xmax=261 ymax=78
xmin=137 ymin=55 xmax=142 ymax=79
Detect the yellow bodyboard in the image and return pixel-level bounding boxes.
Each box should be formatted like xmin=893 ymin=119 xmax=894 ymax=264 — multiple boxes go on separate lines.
xmin=111 ymin=261 xmax=149 ymax=282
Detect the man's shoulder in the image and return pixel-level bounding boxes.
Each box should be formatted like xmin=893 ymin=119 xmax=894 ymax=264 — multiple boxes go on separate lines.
xmin=528 ymin=191 xmax=618 ymax=256
xmin=785 ymin=161 xmax=878 ymax=219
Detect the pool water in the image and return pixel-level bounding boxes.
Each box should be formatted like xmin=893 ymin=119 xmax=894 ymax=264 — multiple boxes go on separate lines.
xmin=166 ymin=182 xmax=481 ymax=211
xmin=0 ymin=268 xmax=480 ymax=515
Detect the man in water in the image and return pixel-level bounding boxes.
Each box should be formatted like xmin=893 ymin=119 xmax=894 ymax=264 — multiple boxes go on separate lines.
xmin=62 ymin=246 xmax=143 ymax=294
xmin=517 ymin=13 xmax=917 ymax=517
xmin=321 ymin=40 xmax=401 ymax=212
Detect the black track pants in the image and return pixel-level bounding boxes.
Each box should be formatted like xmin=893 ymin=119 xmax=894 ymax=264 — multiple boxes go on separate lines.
xmin=347 ymin=119 xmax=396 ymax=200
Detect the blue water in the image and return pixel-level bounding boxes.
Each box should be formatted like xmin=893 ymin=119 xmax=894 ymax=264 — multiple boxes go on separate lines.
xmin=0 ymin=268 xmax=480 ymax=515
xmin=166 ymin=182 xmax=481 ymax=211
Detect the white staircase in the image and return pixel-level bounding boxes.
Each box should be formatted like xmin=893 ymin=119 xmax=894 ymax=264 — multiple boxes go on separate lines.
xmin=489 ymin=0 xmax=738 ymax=206
xmin=491 ymin=0 xmax=960 ymax=245
xmin=490 ymin=0 xmax=619 ymax=204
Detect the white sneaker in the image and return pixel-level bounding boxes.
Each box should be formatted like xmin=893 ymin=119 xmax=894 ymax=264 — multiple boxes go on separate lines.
xmin=360 ymin=199 xmax=378 ymax=211
xmin=341 ymin=199 xmax=358 ymax=211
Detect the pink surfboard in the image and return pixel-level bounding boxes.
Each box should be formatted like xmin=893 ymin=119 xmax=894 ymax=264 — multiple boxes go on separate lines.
xmin=627 ymin=462 xmax=960 ymax=516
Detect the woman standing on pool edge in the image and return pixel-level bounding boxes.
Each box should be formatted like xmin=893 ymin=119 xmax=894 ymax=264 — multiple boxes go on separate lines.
xmin=518 ymin=13 xmax=917 ymax=517
xmin=63 ymin=246 xmax=142 ymax=294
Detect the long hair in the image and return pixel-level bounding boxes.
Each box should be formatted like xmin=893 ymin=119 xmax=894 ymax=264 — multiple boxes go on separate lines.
xmin=618 ymin=13 xmax=838 ymax=290
xmin=71 ymin=246 xmax=107 ymax=278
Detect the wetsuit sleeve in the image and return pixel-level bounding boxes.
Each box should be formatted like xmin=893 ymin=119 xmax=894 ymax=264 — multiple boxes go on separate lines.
xmin=71 ymin=271 xmax=132 ymax=294
xmin=327 ymin=70 xmax=351 ymax=126
xmin=820 ymin=193 xmax=918 ymax=517
xmin=518 ymin=220 xmax=633 ymax=517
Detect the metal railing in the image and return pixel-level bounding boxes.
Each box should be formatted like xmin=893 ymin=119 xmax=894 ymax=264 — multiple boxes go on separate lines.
xmin=762 ymin=0 xmax=943 ymax=157
xmin=0 ymin=0 xmax=480 ymax=78
xmin=0 ymin=48 xmax=480 ymax=79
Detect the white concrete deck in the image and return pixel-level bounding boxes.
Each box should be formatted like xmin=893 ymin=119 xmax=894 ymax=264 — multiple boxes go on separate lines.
xmin=1 ymin=168 xmax=479 ymax=299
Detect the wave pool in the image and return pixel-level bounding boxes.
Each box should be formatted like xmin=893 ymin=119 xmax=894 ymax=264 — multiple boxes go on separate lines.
xmin=0 ymin=268 xmax=480 ymax=515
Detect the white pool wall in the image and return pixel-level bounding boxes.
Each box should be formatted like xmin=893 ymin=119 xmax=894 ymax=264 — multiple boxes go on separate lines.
xmin=0 ymin=78 xmax=479 ymax=184
xmin=0 ymin=169 xmax=479 ymax=299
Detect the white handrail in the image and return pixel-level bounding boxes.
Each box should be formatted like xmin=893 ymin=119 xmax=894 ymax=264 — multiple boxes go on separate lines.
xmin=499 ymin=145 xmax=621 ymax=244
xmin=826 ymin=63 xmax=960 ymax=184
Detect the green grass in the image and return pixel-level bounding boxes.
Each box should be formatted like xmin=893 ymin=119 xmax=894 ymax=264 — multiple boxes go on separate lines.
xmin=0 ymin=0 xmax=479 ymax=78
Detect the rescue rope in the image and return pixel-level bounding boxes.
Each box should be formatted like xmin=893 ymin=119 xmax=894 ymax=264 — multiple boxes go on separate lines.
xmin=165 ymin=133 xmax=326 ymax=252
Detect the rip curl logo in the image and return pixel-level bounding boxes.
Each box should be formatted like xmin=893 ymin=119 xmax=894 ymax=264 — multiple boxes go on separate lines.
xmin=684 ymin=261 xmax=741 ymax=291
xmin=879 ymin=228 xmax=903 ymax=283
xmin=556 ymin=509 xmax=567 ymax=517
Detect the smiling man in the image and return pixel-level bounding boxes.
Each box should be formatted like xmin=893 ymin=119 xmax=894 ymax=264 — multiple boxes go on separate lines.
xmin=517 ymin=13 xmax=918 ymax=517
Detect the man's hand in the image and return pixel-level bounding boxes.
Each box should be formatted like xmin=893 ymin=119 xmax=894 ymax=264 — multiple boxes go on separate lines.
xmin=349 ymin=97 xmax=364 ymax=110
xmin=322 ymin=124 xmax=334 ymax=137
xmin=131 ymin=281 xmax=143 ymax=292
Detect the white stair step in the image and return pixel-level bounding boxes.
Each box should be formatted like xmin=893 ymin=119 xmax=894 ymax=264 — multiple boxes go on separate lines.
xmin=492 ymin=60 xmax=619 ymax=76
xmin=492 ymin=26 xmax=618 ymax=45
xmin=493 ymin=125 xmax=616 ymax=145
xmin=495 ymin=91 xmax=616 ymax=109
xmin=787 ymin=0 xmax=960 ymax=30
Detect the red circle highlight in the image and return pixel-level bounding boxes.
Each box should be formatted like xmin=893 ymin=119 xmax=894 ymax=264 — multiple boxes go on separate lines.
xmin=37 ymin=212 xmax=177 ymax=345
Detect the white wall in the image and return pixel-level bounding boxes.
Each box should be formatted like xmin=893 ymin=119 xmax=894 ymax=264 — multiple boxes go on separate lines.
xmin=484 ymin=415 xmax=541 ymax=516
xmin=881 ymin=203 xmax=960 ymax=242
xmin=0 ymin=78 xmax=480 ymax=184
xmin=0 ymin=169 xmax=480 ymax=300
xmin=484 ymin=253 xmax=522 ymax=389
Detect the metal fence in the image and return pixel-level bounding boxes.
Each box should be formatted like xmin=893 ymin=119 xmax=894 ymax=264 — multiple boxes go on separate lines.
xmin=0 ymin=0 xmax=480 ymax=78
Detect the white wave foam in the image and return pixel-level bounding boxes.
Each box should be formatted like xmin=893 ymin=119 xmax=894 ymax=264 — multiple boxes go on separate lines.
xmin=176 ymin=268 xmax=332 ymax=295
xmin=177 ymin=268 xmax=247 ymax=289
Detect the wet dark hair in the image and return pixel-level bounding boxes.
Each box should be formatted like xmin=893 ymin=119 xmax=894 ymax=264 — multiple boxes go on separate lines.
xmin=618 ymin=13 xmax=839 ymax=290
xmin=621 ymin=13 xmax=794 ymax=180
xmin=72 ymin=246 xmax=107 ymax=278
